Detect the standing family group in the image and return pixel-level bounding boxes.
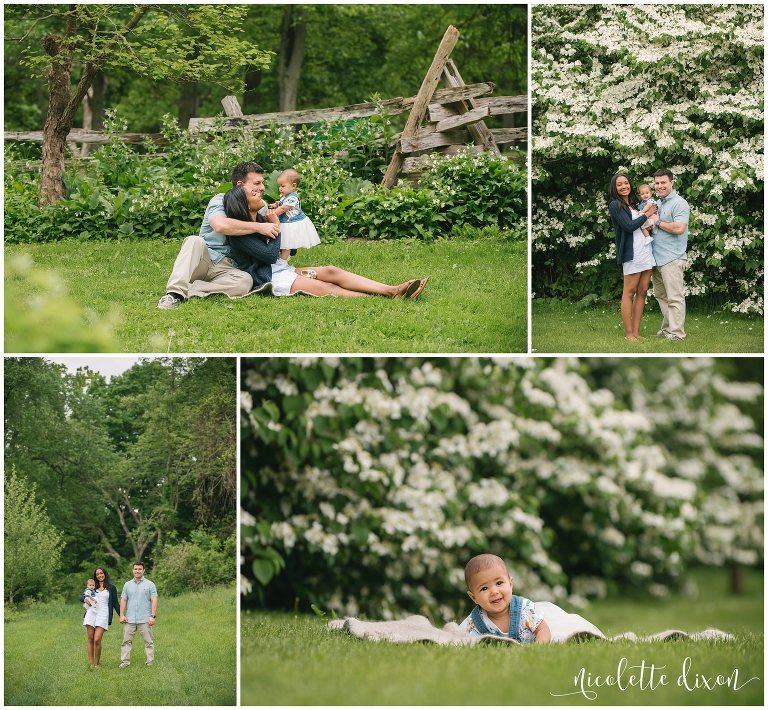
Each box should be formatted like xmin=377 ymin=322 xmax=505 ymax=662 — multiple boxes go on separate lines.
xmin=80 ymin=562 xmax=158 ymax=669
xmin=609 ymin=168 xmax=690 ymax=342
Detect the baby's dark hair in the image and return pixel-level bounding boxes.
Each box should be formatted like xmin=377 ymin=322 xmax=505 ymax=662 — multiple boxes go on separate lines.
xmin=464 ymin=553 xmax=508 ymax=588
xmin=280 ymin=168 xmax=301 ymax=188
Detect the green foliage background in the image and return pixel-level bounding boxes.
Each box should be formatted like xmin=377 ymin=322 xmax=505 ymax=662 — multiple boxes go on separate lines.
xmin=4 ymin=467 xmax=66 ymax=604
xmin=4 ymin=357 xmax=237 ymax=604
xmin=240 ymin=357 xmax=763 ymax=620
xmin=4 ymin=5 xmax=526 ymax=133
xmin=531 ymin=4 xmax=764 ymax=314
xmin=4 ymin=4 xmax=527 ymax=245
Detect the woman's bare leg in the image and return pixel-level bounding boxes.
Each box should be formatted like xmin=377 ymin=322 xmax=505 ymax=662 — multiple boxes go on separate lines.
xmin=290 ymin=274 xmax=369 ymax=297
xmin=621 ymin=273 xmax=641 ymax=339
xmin=629 ymin=270 xmax=652 ymax=338
xmin=301 ymin=265 xmax=413 ymax=297
xmin=93 ymin=627 xmax=105 ymax=667
xmin=86 ymin=626 xmax=95 ymax=667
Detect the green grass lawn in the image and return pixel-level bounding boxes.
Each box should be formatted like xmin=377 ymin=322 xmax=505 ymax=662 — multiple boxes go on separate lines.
xmin=5 ymin=232 xmax=526 ymax=353
xmin=241 ymin=568 xmax=763 ymax=705
xmin=4 ymin=584 xmax=236 ymax=706
xmin=532 ymin=299 xmax=763 ymax=353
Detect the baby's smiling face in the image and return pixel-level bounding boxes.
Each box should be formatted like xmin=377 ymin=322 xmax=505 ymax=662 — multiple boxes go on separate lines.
xmin=466 ymin=563 xmax=514 ymax=617
xmin=638 ymin=185 xmax=652 ymax=201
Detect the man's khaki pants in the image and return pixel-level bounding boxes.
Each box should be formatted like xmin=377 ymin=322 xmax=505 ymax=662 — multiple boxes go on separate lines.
xmin=121 ymin=622 xmax=154 ymax=665
xmin=651 ymin=259 xmax=687 ymax=339
xmin=165 ymin=235 xmax=252 ymax=299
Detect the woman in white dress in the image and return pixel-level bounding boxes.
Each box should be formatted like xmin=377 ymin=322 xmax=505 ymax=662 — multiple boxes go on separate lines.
xmin=608 ymin=174 xmax=658 ymax=340
xmin=80 ymin=567 xmax=120 ymax=669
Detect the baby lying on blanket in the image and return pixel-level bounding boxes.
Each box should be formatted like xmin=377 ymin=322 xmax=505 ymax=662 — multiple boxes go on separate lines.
xmin=328 ymin=553 xmax=734 ymax=645
xmin=459 ymin=553 xmax=551 ymax=643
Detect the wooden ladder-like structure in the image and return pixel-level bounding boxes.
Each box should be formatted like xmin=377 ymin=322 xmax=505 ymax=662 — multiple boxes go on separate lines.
xmin=382 ymin=26 xmax=503 ymax=188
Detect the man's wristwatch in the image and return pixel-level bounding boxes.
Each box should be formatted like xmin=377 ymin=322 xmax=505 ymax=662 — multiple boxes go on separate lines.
xmin=151 ymin=615 xmax=156 ymax=618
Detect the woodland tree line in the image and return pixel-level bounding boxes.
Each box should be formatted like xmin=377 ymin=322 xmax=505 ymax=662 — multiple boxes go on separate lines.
xmin=5 ymin=4 xmax=526 ymax=135
xmin=4 ymin=357 xmax=236 ymax=603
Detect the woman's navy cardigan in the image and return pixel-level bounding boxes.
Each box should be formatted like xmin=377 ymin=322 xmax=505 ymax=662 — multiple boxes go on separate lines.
xmin=79 ymin=583 xmax=120 ymax=625
xmin=609 ymin=200 xmax=649 ymax=265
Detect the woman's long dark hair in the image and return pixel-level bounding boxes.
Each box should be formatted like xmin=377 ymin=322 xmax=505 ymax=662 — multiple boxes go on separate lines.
xmin=223 ymin=185 xmax=255 ymax=222
xmin=93 ymin=567 xmax=111 ymax=592
xmin=608 ymin=173 xmax=640 ymax=214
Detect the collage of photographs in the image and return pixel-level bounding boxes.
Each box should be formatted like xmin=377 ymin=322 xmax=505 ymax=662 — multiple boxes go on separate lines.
xmin=3 ymin=3 xmax=763 ymax=707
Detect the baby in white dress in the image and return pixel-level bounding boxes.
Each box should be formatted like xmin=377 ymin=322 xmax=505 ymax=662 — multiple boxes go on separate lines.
xmin=268 ymin=168 xmax=321 ymax=266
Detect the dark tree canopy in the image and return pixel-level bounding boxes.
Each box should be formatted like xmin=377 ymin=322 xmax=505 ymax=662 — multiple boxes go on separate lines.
xmin=4 ymin=357 xmax=237 ymax=580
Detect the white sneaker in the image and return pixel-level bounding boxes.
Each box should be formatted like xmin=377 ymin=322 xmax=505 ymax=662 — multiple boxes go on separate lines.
xmin=157 ymin=294 xmax=182 ymax=310
xmin=119 ymin=662 xmax=130 ymax=668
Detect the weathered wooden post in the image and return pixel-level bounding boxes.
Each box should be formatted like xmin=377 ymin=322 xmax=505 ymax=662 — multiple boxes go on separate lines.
xmin=382 ymin=25 xmax=460 ymax=189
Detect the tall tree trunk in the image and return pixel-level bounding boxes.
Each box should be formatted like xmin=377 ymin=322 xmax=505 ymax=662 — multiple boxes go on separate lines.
xmin=37 ymin=77 xmax=47 ymax=124
xmin=89 ymin=71 xmax=107 ymax=130
xmin=277 ymin=6 xmax=307 ymax=112
xmin=81 ymin=71 xmax=107 ymax=157
xmin=178 ymin=81 xmax=201 ymax=129
xmin=243 ymin=68 xmax=263 ymax=115
xmin=37 ymin=5 xmax=149 ymax=207
xmin=39 ymin=33 xmax=74 ymax=207
xmin=731 ymin=563 xmax=743 ymax=594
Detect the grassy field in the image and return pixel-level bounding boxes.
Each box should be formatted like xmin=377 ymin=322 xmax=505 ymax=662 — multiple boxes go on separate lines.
xmin=532 ymin=299 xmax=763 ymax=353
xmin=4 ymin=584 xmax=236 ymax=706
xmin=5 ymin=231 xmax=526 ymax=354
xmin=241 ymin=568 xmax=763 ymax=705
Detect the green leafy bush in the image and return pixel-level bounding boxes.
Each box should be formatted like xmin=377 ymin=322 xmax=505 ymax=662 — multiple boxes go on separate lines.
xmin=240 ymin=357 xmax=763 ymax=619
xmin=5 ymin=254 xmax=118 ymax=352
xmin=531 ymin=4 xmax=764 ymax=314
xmin=5 ymin=109 xmax=526 ymax=245
xmin=151 ymin=529 xmax=236 ymax=597
xmin=5 ymin=467 xmax=66 ymax=604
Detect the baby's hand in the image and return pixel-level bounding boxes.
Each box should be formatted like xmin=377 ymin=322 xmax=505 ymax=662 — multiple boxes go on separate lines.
xmin=268 ymin=201 xmax=279 ymax=210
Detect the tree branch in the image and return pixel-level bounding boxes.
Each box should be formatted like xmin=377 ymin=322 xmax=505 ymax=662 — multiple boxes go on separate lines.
xmin=4 ymin=13 xmax=61 ymax=42
xmin=95 ymin=526 xmax=122 ymax=563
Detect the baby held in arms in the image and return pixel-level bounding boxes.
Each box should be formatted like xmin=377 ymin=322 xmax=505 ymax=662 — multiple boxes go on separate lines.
xmin=459 ymin=553 xmax=551 ymax=643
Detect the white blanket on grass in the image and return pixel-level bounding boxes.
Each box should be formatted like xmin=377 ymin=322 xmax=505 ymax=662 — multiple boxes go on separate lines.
xmin=327 ymin=602 xmax=734 ymax=645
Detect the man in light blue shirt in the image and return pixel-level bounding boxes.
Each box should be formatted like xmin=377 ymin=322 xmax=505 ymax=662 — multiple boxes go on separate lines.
xmin=650 ymin=169 xmax=690 ymax=341
xmin=119 ymin=561 xmax=158 ymax=667
xmin=157 ymin=162 xmax=281 ymax=309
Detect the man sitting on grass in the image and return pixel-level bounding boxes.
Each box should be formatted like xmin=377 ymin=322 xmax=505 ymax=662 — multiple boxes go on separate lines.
xmin=157 ymin=161 xmax=280 ymax=310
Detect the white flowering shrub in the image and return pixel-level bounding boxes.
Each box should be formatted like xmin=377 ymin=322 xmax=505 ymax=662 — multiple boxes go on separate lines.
xmin=531 ymin=4 xmax=764 ymax=314
xmin=240 ymin=357 xmax=763 ymax=618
